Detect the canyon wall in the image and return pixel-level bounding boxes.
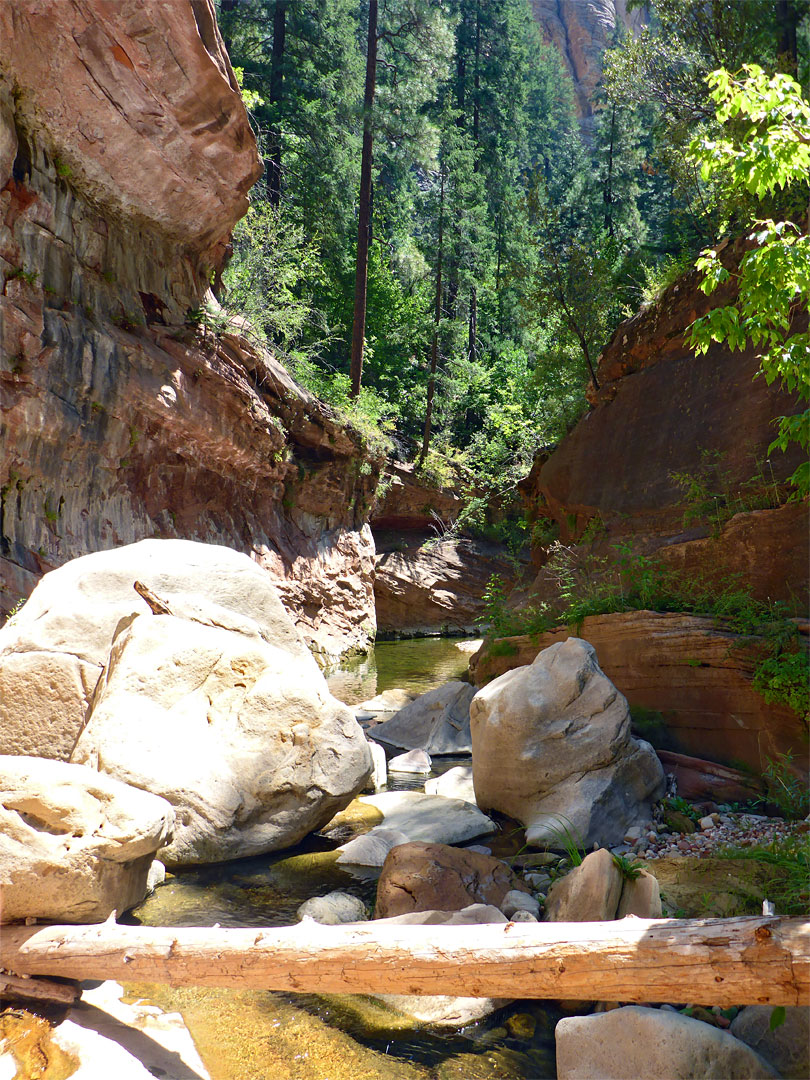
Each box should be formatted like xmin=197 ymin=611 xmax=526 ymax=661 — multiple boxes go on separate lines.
xmin=530 ymin=0 xmax=647 ymax=123
xmin=0 ymin=0 xmax=380 ymax=662
xmin=520 ymin=238 xmax=809 ymax=611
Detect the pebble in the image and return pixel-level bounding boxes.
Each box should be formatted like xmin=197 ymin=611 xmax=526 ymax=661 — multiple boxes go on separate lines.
xmin=641 ymin=811 xmax=800 ymax=861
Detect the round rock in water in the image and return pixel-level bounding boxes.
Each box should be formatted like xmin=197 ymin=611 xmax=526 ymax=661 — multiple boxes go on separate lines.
xmin=296 ymin=891 xmax=367 ymax=925
xmin=388 ymin=749 xmax=432 ymax=775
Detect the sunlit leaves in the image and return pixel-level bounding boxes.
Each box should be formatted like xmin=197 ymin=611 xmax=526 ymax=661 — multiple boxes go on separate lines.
xmin=688 ymin=67 xmax=810 ymax=496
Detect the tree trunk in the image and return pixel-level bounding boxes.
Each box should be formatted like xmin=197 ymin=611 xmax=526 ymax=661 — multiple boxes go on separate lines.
xmin=349 ymin=0 xmax=378 ymax=400
xmin=267 ymin=0 xmax=288 ymax=208
xmin=604 ymin=103 xmax=615 ymax=236
xmin=1 ymin=917 xmax=807 ymax=1006
xmin=777 ymin=0 xmax=799 ymax=73
xmin=419 ymin=165 xmax=445 ymax=466
xmin=467 ymin=284 xmax=477 ymax=362
xmin=472 ymin=0 xmax=481 ymax=167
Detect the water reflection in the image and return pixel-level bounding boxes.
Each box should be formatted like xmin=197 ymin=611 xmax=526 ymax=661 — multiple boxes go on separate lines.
xmin=326 ymin=637 xmax=475 ymax=706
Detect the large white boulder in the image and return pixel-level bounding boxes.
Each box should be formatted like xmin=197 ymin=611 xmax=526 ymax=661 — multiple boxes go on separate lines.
xmin=0 ymin=539 xmax=316 ymax=760
xmin=555 ymin=1006 xmax=778 ymax=1079
xmin=470 ymin=638 xmax=665 ymax=848
xmin=369 ymin=681 xmax=475 ymax=755
xmin=71 ymin=614 xmax=371 ymax=866
xmin=0 ymin=756 xmax=173 ymax=924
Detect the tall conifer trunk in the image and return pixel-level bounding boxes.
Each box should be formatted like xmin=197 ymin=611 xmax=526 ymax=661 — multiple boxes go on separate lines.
xmin=420 ymin=165 xmax=445 ymax=465
xmin=350 ymin=0 xmax=378 ymax=400
xmin=267 ymin=1 xmax=287 ymax=208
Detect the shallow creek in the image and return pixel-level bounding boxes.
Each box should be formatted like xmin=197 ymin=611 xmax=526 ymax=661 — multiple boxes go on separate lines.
xmin=124 ymin=638 xmax=560 ymax=1080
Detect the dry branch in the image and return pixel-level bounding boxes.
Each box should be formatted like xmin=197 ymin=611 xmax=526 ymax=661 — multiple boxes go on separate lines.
xmin=1 ymin=916 xmax=807 ymax=1007
xmin=0 ymin=971 xmax=80 ymax=1007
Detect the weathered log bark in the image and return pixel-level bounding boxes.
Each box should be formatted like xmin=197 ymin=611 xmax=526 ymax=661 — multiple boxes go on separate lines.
xmin=0 ymin=972 xmax=80 ymax=1006
xmin=2 ymin=917 xmax=807 ymax=1007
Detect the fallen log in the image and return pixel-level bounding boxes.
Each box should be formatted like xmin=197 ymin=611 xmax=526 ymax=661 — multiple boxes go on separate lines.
xmin=1 ymin=916 xmax=807 ymax=1007
xmin=0 ymin=971 xmax=80 ymax=1007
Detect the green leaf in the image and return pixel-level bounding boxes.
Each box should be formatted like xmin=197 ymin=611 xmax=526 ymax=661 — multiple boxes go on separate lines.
xmin=769 ymin=1006 xmax=786 ymax=1031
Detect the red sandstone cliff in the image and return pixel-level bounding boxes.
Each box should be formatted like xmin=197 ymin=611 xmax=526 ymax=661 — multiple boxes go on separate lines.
xmin=0 ymin=1 xmax=381 ymax=661
xmin=520 ymin=239 xmax=809 ymax=610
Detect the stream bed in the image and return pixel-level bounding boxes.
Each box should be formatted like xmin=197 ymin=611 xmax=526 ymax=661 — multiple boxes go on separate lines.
xmin=124 ymin=637 xmax=561 ymax=1080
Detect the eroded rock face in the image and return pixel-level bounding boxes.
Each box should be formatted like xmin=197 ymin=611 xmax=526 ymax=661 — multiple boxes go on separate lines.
xmin=375 ymin=841 xmax=527 ymax=919
xmin=470 ymin=638 xmax=665 ymax=848
xmin=374 ymin=535 xmax=520 ymax=637
xmin=0 ymin=755 xmax=174 ymax=924
xmin=531 ymin=1 xmax=646 ymax=124
xmin=555 ymin=1006 xmax=778 ymax=1080
xmin=469 ymin=612 xmax=808 ymax=776
xmin=0 ymin=2 xmax=380 ymax=661
xmin=71 ymin=613 xmax=372 ymax=866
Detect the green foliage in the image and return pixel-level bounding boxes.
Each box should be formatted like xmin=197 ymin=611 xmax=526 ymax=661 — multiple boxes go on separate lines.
xmin=662 ymin=795 xmax=701 ymax=824
xmin=761 ymin=752 xmax=810 ymax=820
xmin=716 ymin=833 xmax=810 ymax=916
xmin=688 ymin=66 xmax=810 ymax=496
xmin=769 ymin=1006 xmax=787 ymax=1031
xmin=670 ymin=449 xmax=787 ymax=534
xmin=612 ymin=853 xmax=643 ymax=880
xmin=538 ymin=815 xmax=585 ymax=865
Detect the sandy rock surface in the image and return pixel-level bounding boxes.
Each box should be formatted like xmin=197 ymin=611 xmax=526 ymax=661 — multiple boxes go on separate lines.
xmin=0 ymin=756 xmax=173 ymax=924
xmin=471 ymin=638 xmax=664 ymax=847
xmin=72 ymin=613 xmax=371 ymax=866
xmin=555 ymin=1005 xmax=779 ymax=1079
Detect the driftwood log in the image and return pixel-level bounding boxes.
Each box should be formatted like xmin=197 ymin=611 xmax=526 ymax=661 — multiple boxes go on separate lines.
xmin=0 ymin=972 xmax=80 ymax=1007
xmin=1 ymin=916 xmax=807 ymax=1007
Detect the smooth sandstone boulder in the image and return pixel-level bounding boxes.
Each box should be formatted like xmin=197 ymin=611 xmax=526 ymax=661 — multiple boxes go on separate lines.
xmin=555 ymin=1006 xmax=779 ymax=1079
xmin=616 ymin=868 xmax=662 ymax=919
xmin=375 ymin=841 xmax=528 ymax=918
xmin=72 ymin=614 xmax=371 ymax=866
xmin=0 ymin=756 xmax=173 ymax=924
xmin=337 ymin=828 xmax=410 ymax=868
xmin=544 ymin=849 xmax=624 ymax=923
xmin=369 ymin=681 xmax=475 ymax=755
xmin=388 ymin=749 xmax=432 ymax=775
xmin=470 ymin=638 xmax=665 ymax=848
xmin=731 ymin=1005 xmax=810 ymax=1080
xmin=0 ymin=539 xmax=316 ymax=761
xmin=356 ymin=792 xmax=496 ymax=846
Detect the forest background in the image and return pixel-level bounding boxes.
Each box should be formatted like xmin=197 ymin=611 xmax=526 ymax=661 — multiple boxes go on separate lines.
xmin=213 ymin=0 xmax=810 ymax=545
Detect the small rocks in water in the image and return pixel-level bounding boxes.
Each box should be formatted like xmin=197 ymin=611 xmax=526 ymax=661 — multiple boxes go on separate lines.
xmin=506 ymin=1013 xmax=536 ymax=1040
xmin=336 ymin=827 xmax=409 ymax=867
xmin=425 ymin=764 xmax=476 ymax=803
xmin=296 ymin=891 xmax=367 ymax=924
xmin=145 ymin=859 xmax=166 ymax=895
xmin=388 ymin=749 xmax=432 ymax=774
xmin=501 ymin=889 xmax=541 ymax=919
xmin=364 ymin=740 xmax=387 ymax=792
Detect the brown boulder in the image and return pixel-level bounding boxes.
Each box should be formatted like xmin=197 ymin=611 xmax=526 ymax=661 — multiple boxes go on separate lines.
xmin=374 ymin=841 xmax=528 ymax=919
xmin=544 ymin=849 xmax=623 ymax=922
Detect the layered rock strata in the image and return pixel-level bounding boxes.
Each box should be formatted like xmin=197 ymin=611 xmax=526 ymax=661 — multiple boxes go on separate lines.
xmin=0 ymin=0 xmax=380 ymax=661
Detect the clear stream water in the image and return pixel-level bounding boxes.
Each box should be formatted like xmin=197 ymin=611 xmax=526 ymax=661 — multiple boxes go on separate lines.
xmin=124 ymin=638 xmax=560 ymax=1080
